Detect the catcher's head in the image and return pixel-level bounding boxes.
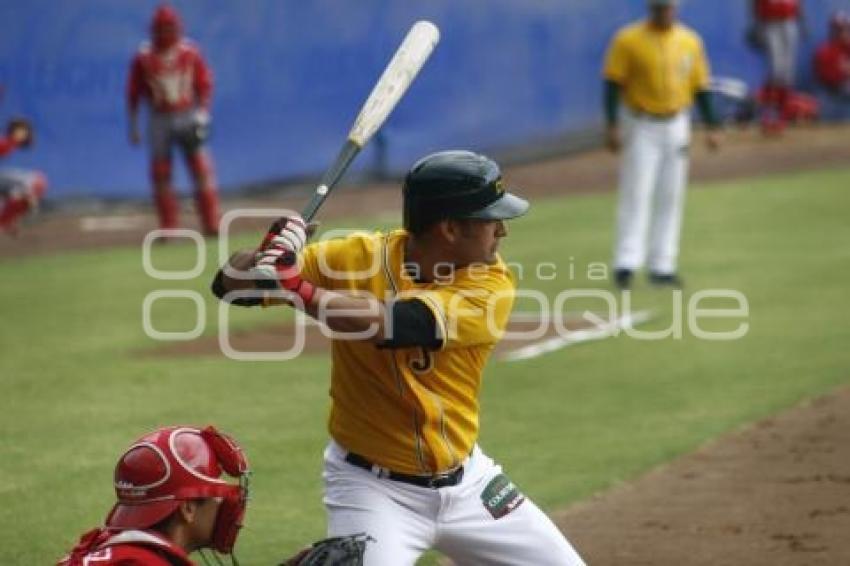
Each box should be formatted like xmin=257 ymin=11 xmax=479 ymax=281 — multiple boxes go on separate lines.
xmin=106 ymin=425 xmax=250 ymax=556
xmin=402 ymin=150 xmax=528 ymax=236
xmin=150 ymin=4 xmax=182 ymax=51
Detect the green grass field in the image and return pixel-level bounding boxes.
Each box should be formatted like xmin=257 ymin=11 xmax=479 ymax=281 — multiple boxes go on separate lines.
xmin=2 ymin=166 xmax=849 ymax=564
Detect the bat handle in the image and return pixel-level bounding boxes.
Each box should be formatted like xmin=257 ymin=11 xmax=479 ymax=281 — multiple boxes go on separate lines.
xmin=255 ymin=135 xmax=359 ymax=285
xmin=300 ymin=139 xmax=361 ymax=222
xmin=259 ymin=136 xmax=359 ymax=252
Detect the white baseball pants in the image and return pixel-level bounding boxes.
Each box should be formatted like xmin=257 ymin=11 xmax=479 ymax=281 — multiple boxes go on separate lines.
xmin=613 ymin=107 xmax=691 ymax=275
xmin=762 ymin=20 xmax=799 ymax=87
xmin=323 ymin=440 xmax=585 ymax=566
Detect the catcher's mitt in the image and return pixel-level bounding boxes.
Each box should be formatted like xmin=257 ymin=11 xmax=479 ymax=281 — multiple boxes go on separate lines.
xmin=6 ymin=117 xmax=34 ymax=148
xmin=178 ymin=108 xmax=210 ymax=151
xmin=281 ymin=533 xmax=373 ymax=566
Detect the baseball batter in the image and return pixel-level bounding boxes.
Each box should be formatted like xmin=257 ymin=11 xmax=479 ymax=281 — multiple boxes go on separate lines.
xmin=603 ymin=0 xmax=719 ymax=288
xmin=127 ymin=5 xmax=220 ymax=236
xmin=214 ymin=151 xmax=585 ymax=565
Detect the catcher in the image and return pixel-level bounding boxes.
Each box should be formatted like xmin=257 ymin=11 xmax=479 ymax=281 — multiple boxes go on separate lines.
xmin=0 ymin=117 xmax=47 ymax=235
xmin=58 ymin=425 xmax=368 ymax=566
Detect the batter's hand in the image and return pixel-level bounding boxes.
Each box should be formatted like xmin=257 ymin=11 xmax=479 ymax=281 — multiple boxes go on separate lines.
xmin=605 ymin=125 xmax=621 ymax=153
xmin=257 ymin=215 xmax=308 ymax=256
xmin=253 ymin=215 xmax=316 ymax=304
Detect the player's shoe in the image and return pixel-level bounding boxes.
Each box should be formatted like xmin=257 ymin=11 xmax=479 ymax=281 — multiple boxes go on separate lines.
xmin=649 ymin=272 xmax=683 ymax=288
xmin=614 ymin=269 xmax=633 ymax=289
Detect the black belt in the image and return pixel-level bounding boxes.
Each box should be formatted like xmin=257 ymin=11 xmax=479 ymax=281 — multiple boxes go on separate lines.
xmin=631 ymin=108 xmax=680 ymax=121
xmin=344 ymin=452 xmax=464 ymax=489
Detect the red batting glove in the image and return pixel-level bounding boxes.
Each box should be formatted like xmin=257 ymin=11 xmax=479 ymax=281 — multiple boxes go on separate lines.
xmin=254 ymin=215 xmax=316 ymax=304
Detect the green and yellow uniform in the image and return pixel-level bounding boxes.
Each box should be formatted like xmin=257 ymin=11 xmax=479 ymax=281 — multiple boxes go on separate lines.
xmin=301 ymin=229 xmax=515 ymax=475
xmin=604 ymin=21 xmax=710 ymax=115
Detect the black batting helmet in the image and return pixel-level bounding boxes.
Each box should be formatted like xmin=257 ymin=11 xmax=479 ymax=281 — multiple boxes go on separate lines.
xmin=402 ymin=150 xmax=529 ymax=234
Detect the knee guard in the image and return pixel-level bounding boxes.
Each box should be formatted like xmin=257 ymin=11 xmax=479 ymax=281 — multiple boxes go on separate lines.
xmin=150 ymin=158 xmax=173 ymax=188
xmin=187 ymin=151 xmax=215 ymax=189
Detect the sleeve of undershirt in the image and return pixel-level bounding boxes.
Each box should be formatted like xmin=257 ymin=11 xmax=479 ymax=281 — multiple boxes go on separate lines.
xmin=604 ymin=80 xmax=622 ymax=126
xmin=377 ymin=299 xmax=442 ymax=350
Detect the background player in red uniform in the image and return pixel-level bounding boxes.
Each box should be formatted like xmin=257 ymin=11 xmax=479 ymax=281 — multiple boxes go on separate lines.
xmin=0 ymin=117 xmax=46 ymax=235
xmin=814 ymin=11 xmax=850 ymax=96
xmin=57 ymin=425 xmax=250 ymax=566
xmin=127 ymin=5 xmax=220 ymax=236
xmin=751 ymin=0 xmax=804 ymax=128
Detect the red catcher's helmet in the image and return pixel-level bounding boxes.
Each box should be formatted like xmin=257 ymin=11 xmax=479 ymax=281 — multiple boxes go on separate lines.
xmin=150 ymin=5 xmax=182 ymax=50
xmin=105 ymin=426 xmax=250 ymax=554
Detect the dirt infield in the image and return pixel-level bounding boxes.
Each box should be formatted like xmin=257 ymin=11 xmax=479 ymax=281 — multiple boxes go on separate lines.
xmin=3 ymin=124 xmax=850 ymax=259
xmin=556 ymin=387 xmax=850 ymax=565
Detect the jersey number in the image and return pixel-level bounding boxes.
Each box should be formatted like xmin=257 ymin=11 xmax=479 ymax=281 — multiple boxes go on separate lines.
xmin=408 ymin=347 xmax=434 ymax=374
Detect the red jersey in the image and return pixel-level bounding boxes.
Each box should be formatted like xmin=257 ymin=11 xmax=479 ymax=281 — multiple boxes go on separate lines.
xmin=57 ymin=528 xmax=195 ymax=566
xmin=127 ymin=40 xmax=213 ymax=113
xmin=814 ymin=40 xmax=850 ymax=90
xmin=0 ymin=135 xmax=19 ymax=158
xmin=755 ymin=0 xmax=800 ymax=22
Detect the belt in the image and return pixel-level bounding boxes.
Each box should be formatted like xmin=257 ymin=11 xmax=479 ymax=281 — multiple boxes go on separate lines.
xmin=630 ymin=108 xmax=681 ymax=121
xmin=344 ymin=451 xmax=464 ymax=489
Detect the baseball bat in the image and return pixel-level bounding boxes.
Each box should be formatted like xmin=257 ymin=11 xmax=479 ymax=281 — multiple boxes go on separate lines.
xmin=301 ymin=20 xmax=440 ymax=222
xmin=248 ymin=21 xmax=439 ymax=288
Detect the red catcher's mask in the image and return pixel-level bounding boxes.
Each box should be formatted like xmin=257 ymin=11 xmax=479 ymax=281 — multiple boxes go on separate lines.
xmin=150 ymin=5 xmax=182 ymax=51
xmin=105 ymin=425 xmax=250 ymax=554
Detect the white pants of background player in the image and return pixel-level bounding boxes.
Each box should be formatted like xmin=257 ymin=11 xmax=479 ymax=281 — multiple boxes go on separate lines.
xmin=323 ymin=441 xmax=585 ymax=566
xmin=613 ymin=107 xmax=691 ymax=275
xmin=762 ymin=19 xmax=799 ymax=86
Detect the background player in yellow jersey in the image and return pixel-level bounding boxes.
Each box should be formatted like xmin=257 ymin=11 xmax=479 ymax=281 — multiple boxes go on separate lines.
xmin=604 ymin=0 xmax=721 ymax=288
xmin=213 ymin=150 xmax=585 ymax=565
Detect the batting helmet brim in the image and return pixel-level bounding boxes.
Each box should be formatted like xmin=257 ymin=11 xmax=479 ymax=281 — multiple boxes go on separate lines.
xmin=462 ymin=191 xmax=529 ymax=221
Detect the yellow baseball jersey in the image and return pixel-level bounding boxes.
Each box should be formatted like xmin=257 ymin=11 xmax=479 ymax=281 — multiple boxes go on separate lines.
xmin=603 ymin=21 xmax=710 ymax=115
xmin=300 ymin=229 xmax=515 ymax=475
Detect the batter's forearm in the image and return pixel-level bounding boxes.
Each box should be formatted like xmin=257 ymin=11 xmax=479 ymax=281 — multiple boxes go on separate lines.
xmin=305 ymin=289 xmax=388 ymax=342
xmin=211 ymin=249 xmax=265 ymax=306
xmin=213 ymin=250 xmax=388 ymax=342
